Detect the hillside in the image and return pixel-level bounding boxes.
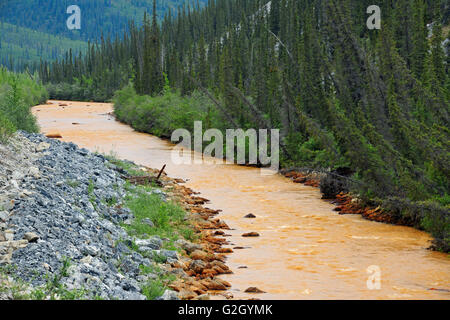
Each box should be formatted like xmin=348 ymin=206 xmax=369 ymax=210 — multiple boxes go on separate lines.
xmin=0 ymin=22 xmax=88 ymax=70
xmin=0 ymin=0 xmax=207 ymax=69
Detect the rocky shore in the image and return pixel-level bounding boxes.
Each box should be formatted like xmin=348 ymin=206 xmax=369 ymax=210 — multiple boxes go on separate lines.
xmin=281 ymin=169 xmax=396 ymax=224
xmin=0 ymin=132 xmax=232 ymax=300
xmin=281 ymin=169 xmax=447 ymax=234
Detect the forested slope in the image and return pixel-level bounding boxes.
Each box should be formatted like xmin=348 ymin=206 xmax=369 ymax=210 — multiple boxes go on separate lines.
xmin=0 ymin=0 xmax=207 ymax=69
xmin=0 ymin=22 xmax=87 ymax=71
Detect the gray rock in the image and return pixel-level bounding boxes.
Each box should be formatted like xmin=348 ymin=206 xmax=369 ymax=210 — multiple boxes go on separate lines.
xmin=176 ymin=239 xmax=202 ymax=254
xmin=23 ymin=232 xmax=39 ymax=243
xmin=82 ymin=245 xmax=100 ymax=257
xmin=158 ymin=290 xmax=179 ymax=300
xmin=123 ymin=292 xmax=147 ymax=300
xmin=123 ymin=219 xmax=133 ymax=225
xmin=12 ymin=171 xmax=25 ymax=181
xmin=135 ymin=236 xmax=163 ymax=251
xmin=116 ymin=242 xmax=131 ymax=255
xmin=4 ymin=230 xmax=14 ymax=242
xmin=0 ymin=211 xmax=8 ymax=222
xmin=141 ymin=218 xmax=154 ymax=228
xmin=160 ymin=250 xmax=178 ymax=260
xmin=28 ymin=167 xmax=40 ymax=178
xmin=1 ymin=132 xmax=174 ymax=300
xmin=35 ymin=142 xmax=50 ymax=152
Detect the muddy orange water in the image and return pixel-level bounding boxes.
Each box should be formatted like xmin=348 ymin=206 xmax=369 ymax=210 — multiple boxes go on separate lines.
xmin=32 ymin=101 xmax=449 ymax=300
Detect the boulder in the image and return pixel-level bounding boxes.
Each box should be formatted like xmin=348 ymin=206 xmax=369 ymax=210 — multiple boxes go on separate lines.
xmin=23 ymin=232 xmax=39 ymax=243
xmin=242 ymin=232 xmax=260 ymax=237
xmin=35 ymin=142 xmax=50 ymax=152
xmin=244 ymin=287 xmax=266 ymax=293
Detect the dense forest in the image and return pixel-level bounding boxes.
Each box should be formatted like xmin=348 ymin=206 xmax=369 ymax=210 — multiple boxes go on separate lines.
xmin=0 ymin=22 xmax=88 ymax=72
xmin=0 ymin=0 xmax=207 ymax=69
xmin=0 ymin=0 xmax=208 ymax=41
xmin=19 ymin=0 xmax=450 ymax=251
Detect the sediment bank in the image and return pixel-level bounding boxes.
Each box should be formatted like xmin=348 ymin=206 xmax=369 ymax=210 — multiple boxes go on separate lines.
xmin=281 ymin=169 xmax=449 ymax=253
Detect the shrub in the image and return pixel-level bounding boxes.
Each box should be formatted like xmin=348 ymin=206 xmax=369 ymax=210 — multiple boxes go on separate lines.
xmin=0 ymin=110 xmax=16 ymax=143
xmin=0 ymin=67 xmax=46 ymax=138
xmin=113 ymin=84 xmax=220 ymax=139
xmin=320 ymin=173 xmax=349 ymax=199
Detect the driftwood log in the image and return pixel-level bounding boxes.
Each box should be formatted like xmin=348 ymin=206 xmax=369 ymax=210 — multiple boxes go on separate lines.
xmin=122 ymin=164 xmax=166 ymax=187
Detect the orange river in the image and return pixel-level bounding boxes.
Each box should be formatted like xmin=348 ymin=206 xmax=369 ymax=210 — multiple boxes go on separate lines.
xmin=32 ymin=100 xmax=449 ymax=300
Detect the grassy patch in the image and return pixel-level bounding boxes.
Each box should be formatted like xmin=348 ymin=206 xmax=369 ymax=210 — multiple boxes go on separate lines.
xmin=66 ymin=179 xmax=80 ymax=188
xmin=122 ymin=182 xmax=197 ymax=245
xmin=0 ymin=258 xmax=86 ymax=300
xmin=141 ymin=279 xmax=166 ymax=300
xmin=105 ymin=156 xmax=199 ymax=299
xmin=104 ymin=155 xmax=198 ymax=246
xmin=139 ymin=264 xmax=176 ymax=300
xmin=0 ymin=67 xmax=47 ymax=143
xmin=105 ymin=155 xmax=149 ymax=177
xmin=87 ymin=179 xmax=98 ymax=211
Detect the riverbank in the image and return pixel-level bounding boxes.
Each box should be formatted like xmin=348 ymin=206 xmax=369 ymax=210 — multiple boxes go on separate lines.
xmin=0 ymin=131 xmax=233 ymax=300
xmin=281 ymin=170 xmax=449 ymax=253
xmin=112 ymin=94 xmax=449 ymax=254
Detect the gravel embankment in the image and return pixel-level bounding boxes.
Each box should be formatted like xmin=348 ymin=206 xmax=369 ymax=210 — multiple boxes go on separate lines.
xmin=0 ymin=132 xmax=179 ymax=300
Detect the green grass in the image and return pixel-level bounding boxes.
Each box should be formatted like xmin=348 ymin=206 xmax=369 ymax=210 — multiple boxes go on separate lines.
xmin=104 ymin=156 xmax=199 ymax=299
xmin=0 ymin=258 xmax=87 ymax=300
xmin=122 ymin=182 xmax=197 ymax=244
xmin=87 ymin=179 xmax=98 ymax=211
xmin=141 ymin=279 xmax=166 ymax=300
xmin=66 ymin=179 xmax=80 ymax=188
xmin=104 ymin=155 xmax=198 ymax=245
xmin=105 ymin=155 xmax=149 ymax=177
xmin=139 ymin=264 xmax=176 ymax=300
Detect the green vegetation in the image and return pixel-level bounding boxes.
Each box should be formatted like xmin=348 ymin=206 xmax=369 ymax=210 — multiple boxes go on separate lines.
xmin=0 ymin=1 xmax=207 ymax=69
xmin=0 ymin=0 xmax=208 ymax=42
xmin=122 ymin=180 xmax=197 ymax=245
xmin=0 ymin=22 xmax=87 ymax=71
xmin=0 ymin=258 xmax=87 ymax=300
xmin=66 ymin=179 xmax=80 ymax=188
xmin=113 ymin=84 xmax=221 ymax=138
xmin=0 ymin=67 xmax=47 ymax=142
xmin=139 ymin=264 xmax=176 ymax=300
xmin=106 ymin=156 xmax=198 ymax=299
xmin=141 ymin=279 xmax=166 ymax=300
xmin=87 ymin=179 xmax=98 ymax=211
xmin=114 ymin=156 xmax=199 ymax=246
